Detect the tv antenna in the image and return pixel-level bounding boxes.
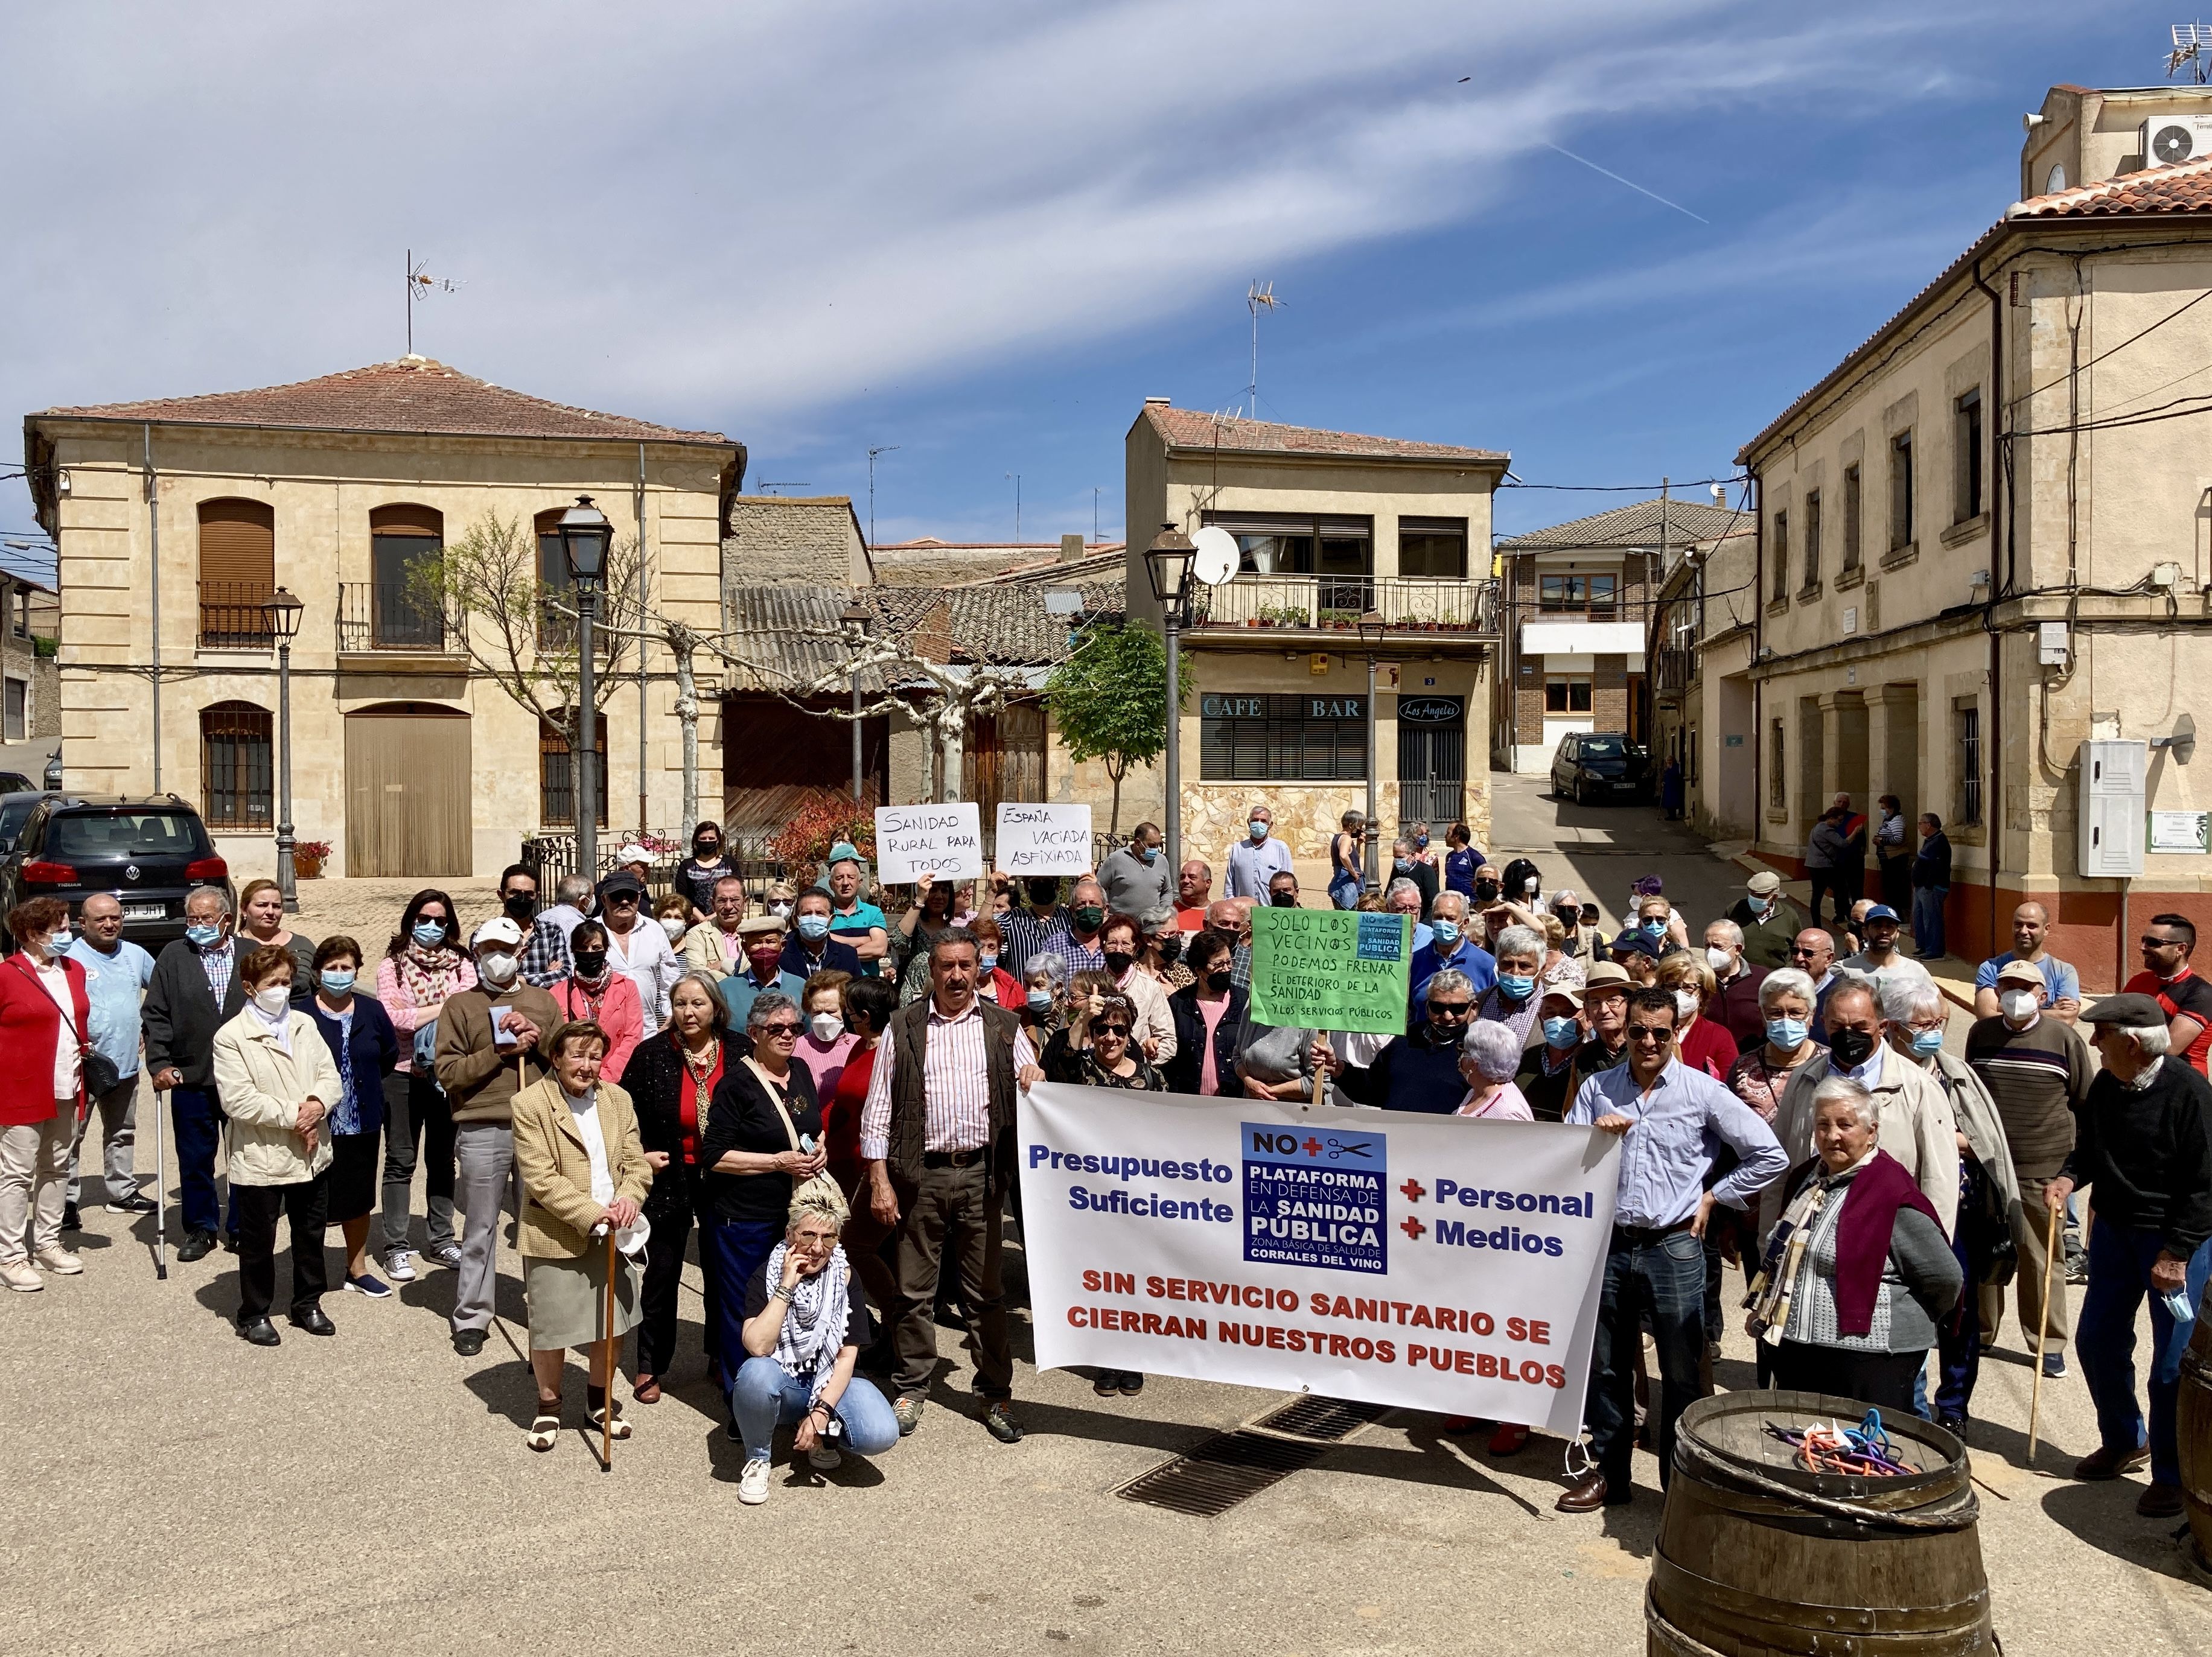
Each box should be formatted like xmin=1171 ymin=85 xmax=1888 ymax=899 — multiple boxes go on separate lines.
xmin=406 ymin=249 xmax=462 ymax=355
xmin=754 ymin=482 xmax=809 ymax=496
xmin=1245 ymin=280 xmax=1283 ymax=418
xmin=1006 ymin=472 xmax=1022 ymax=542
xmin=867 ymin=445 xmax=899 ymax=549
xmin=2171 ymin=22 xmax=2212 ymax=82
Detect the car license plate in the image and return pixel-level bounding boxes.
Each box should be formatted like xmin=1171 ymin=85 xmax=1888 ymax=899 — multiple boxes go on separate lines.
xmin=125 ymin=903 xmax=165 ymax=921
xmin=1613 ymin=781 xmax=1637 ymax=791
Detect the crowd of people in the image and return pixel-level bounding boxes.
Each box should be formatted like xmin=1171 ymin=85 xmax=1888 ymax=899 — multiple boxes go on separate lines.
xmin=0 ymin=805 xmax=2206 ymax=1521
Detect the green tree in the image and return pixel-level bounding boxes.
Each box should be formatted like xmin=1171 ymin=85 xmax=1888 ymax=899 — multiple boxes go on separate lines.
xmin=1046 ymin=622 xmax=1193 ymax=834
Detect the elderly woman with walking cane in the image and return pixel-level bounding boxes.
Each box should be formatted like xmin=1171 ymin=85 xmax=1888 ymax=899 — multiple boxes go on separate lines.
xmin=511 ymin=1020 xmax=652 ymax=1453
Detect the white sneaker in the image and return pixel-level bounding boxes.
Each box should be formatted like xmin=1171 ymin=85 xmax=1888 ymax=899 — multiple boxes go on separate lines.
xmin=384 ymin=1248 xmax=417 ymax=1283
xmin=0 ymin=1261 xmax=42 ymax=1293
xmin=738 ymin=1457 xmax=773 ymax=1505
xmin=808 ymin=1444 xmax=842 ymax=1471
xmin=34 ymin=1247 xmax=83 ymax=1275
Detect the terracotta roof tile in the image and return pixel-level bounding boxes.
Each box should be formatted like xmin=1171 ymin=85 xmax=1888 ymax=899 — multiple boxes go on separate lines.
xmin=38 ymin=356 xmax=728 ymax=445
xmin=1496 ymin=497 xmax=1751 ymax=553
xmin=1143 ymin=403 xmax=1505 ymax=463
xmin=2006 ymin=153 xmax=2212 ymax=217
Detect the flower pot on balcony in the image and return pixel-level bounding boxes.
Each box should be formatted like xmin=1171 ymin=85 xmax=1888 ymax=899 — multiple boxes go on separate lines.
xmin=293 ymin=854 xmax=325 ymax=880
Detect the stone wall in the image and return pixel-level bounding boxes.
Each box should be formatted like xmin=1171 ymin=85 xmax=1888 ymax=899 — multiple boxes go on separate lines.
xmin=1179 ymin=777 xmax=1491 ymax=864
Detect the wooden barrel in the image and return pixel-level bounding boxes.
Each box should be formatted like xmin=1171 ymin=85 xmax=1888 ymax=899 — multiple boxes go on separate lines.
xmin=2181 ymin=1302 xmax=2212 ymax=1574
xmin=1646 ymin=1390 xmax=1997 ymax=1656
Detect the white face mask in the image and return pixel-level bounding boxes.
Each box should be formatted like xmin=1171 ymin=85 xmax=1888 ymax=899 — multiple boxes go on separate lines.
xmin=1703 ymin=946 xmax=1733 ymax=975
xmin=479 ymin=952 xmax=519 ymax=988
xmin=660 ymin=916 xmax=687 ymax=941
xmin=2000 ymin=988 xmax=2039 ymax=1022
xmin=809 ymin=1011 xmax=844 ymax=1045
xmin=253 ymin=985 xmax=292 ymax=1015
xmin=1672 ymin=988 xmax=1700 ymax=1021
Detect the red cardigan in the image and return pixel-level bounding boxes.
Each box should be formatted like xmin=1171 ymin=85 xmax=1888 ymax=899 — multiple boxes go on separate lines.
xmin=0 ymin=952 xmax=91 ymax=1126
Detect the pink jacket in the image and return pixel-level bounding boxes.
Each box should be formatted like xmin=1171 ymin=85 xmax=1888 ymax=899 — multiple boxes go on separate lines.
xmin=551 ymin=974 xmax=644 ymax=1083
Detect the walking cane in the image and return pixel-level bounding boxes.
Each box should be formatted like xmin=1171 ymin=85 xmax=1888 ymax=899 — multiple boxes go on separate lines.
xmin=2027 ymin=1197 xmax=2062 ymax=1458
xmin=601 ymin=1223 xmax=619 ymax=1472
xmin=153 ymin=1081 xmax=168 ymax=1282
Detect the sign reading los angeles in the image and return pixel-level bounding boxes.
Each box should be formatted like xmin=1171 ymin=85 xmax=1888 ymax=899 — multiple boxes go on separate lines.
xmin=1019 ymin=1083 xmax=1620 ymax=1433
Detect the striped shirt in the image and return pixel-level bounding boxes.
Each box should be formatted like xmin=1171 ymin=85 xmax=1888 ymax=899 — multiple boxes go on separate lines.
xmin=858 ymin=997 xmax=1039 ymax=1160
xmin=994 ymin=908 xmax=1059 ymax=981
xmin=1965 ymin=1012 xmax=2092 ymax=1180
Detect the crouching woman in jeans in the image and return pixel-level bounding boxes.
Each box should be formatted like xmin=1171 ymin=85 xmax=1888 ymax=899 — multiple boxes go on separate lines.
xmin=732 ymin=1184 xmax=898 ymax=1505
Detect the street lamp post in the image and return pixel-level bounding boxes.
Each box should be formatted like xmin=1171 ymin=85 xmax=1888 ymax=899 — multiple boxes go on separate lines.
xmin=1144 ymin=524 xmax=1197 ymax=878
xmin=841 ymin=598 xmax=872 ymax=804
xmin=558 ymin=496 xmax=613 ymax=879
xmin=261 ymin=587 xmax=305 ymax=913
xmin=1357 ymin=609 xmax=1386 ymax=897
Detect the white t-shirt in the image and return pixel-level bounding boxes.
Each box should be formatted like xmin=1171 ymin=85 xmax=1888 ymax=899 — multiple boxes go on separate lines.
xmin=565 ymin=1090 xmax=616 ymax=1206
xmin=32 ymin=958 xmax=80 ymax=1102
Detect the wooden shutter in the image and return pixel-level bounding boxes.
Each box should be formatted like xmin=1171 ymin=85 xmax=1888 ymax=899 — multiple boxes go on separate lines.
xmin=368 ymin=503 xmax=442 ymax=538
xmin=196 ymin=499 xmax=275 ymax=592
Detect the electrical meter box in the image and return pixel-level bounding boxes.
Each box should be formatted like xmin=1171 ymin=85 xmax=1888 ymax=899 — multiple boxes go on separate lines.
xmin=2079 ymin=739 xmax=2147 ymax=879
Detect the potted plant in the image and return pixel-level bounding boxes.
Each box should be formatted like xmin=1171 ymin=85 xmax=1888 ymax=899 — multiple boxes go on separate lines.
xmin=292 ymin=839 xmax=332 ymax=879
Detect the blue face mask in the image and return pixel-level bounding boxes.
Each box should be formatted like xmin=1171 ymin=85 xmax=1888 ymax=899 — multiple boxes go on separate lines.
xmin=1248 ymin=821 xmax=1269 ymax=842
xmin=1414 ymin=833 xmax=1429 ymax=848
xmin=979 ymin=954 xmax=999 ymax=973
xmin=412 ymin=921 xmax=447 ymax=948
xmin=1394 ymin=857 xmax=1414 ymax=873
xmin=319 ymin=968 xmax=357 ymax=996
xmin=1139 ymin=845 xmax=1159 ymax=864
xmin=1497 ymin=972 xmax=1535 ymax=1000
xmin=1430 ymin=917 xmax=1461 ymax=949
xmin=1765 ymin=1016 xmax=1808 ymax=1051
xmin=1908 ymin=1028 xmax=1946 ymax=1058
xmin=1542 ymin=1016 xmax=1579 ymax=1049
xmin=1025 ymin=987 xmax=1053 ymax=1011
xmin=1640 ymin=919 xmax=1666 ymax=941
xmin=185 ymin=922 xmax=223 ymax=949
xmin=795 ymin=913 xmax=831 ymax=941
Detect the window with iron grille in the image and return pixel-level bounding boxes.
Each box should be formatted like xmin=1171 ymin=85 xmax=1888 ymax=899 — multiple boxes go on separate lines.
xmin=539 ymin=716 xmax=609 ymax=827
xmin=1955 ymin=702 xmax=1982 ymax=825
xmin=1954 ymin=389 xmax=1983 ymax=522
xmin=1801 ymin=490 xmax=1822 ymax=591
xmin=1199 ymin=692 xmax=1366 ymax=781
xmin=1841 ymin=465 xmax=1861 ymax=571
xmin=201 ymin=701 xmax=272 ymax=827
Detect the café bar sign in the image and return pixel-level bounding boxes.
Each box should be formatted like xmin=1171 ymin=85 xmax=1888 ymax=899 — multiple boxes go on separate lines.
xmin=1203 ymin=694 xmax=1365 ymax=719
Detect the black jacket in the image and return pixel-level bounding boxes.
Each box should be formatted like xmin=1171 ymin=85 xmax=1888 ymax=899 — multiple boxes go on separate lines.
xmin=2060 ymin=1056 xmax=2212 ymax=1257
xmin=1164 ymin=983 xmax=1248 ymax=1096
xmin=701 ymin=1054 xmax=821 ymax=1226
xmin=142 ymin=936 xmax=253 ymax=1089
xmin=625 ymin=1030 xmax=747 ymax=1219
xmin=1913 ymin=832 xmax=1952 ymax=891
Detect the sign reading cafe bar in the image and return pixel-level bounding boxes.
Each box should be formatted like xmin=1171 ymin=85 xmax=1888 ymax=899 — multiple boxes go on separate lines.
xmin=1018 ymin=1083 xmax=1621 ymax=1433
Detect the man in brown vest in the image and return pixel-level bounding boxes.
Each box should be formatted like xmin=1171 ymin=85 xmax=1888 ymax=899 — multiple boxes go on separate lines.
xmin=861 ymin=926 xmax=1041 ymax=1442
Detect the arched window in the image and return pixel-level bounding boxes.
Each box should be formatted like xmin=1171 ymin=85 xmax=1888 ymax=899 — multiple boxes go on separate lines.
xmin=535 ymin=507 xmax=575 ymax=647
xmin=540 ymin=712 xmax=607 ymax=827
xmin=368 ymin=503 xmax=445 ymax=648
xmin=201 ymin=701 xmax=272 ymax=827
xmin=197 ymin=498 xmax=275 ymax=647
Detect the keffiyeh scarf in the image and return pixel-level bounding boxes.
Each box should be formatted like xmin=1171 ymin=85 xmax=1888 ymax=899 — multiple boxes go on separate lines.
xmin=765 ymin=1243 xmax=852 ymax=1404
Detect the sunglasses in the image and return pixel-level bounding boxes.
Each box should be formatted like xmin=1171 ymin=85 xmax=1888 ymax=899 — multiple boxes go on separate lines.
xmin=2143 ymin=935 xmax=2184 ymax=950
xmin=1092 ymin=1024 xmax=1131 ymax=1038
xmin=1427 ymin=1002 xmax=1473 ymax=1018
xmin=1626 ymin=1027 xmax=1672 ymax=1044
xmin=607 ymin=894 xmax=640 ymax=907
xmin=760 ymin=1021 xmax=802 ymax=1036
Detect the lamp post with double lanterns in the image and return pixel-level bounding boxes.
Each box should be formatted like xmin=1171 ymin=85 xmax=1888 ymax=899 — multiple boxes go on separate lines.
xmin=1143 ymin=523 xmax=1198 ymax=877
xmin=260 ymin=586 xmax=306 ymax=912
xmin=1357 ymin=608 xmax=1386 ymax=897
xmin=841 ymin=598 xmax=872 ymax=804
xmin=558 ymin=495 xmax=613 ymax=877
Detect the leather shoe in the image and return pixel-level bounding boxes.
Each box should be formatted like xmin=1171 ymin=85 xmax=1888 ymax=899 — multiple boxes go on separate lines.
xmin=1555 ymin=1471 xmax=1622 ymax=1512
xmin=175 ymin=1230 xmax=218 ymax=1264
xmin=452 ymin=1328 xmax=486 ymax=1358
xmin=2074 ymin=1443 xmax=2151 ymax=1481
xmin=236 ymin=1316 xmax=281 ymax=1347
xmin=290 ymin=1306 xmax=336 ymax=1337
xmin=2138 ymin=1481 xmax=2185 ymax=1518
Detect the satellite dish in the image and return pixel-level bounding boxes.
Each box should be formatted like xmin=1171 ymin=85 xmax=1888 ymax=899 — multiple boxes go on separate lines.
xmin=1191 ymin=526 xmax=1240 ymax=585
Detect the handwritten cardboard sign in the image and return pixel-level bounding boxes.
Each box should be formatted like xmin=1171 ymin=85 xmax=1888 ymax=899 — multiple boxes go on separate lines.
xmin=1248 ymin=907 xmax=1412 ymax=1035
xmin=995 ymin=802 xmax=1093 ymax=875
xmin=875 ymin=803 xmax=984 ymax=884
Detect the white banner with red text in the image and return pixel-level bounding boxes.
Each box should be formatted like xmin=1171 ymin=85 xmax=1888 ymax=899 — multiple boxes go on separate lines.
xmin=1017 ymin=1083 xmax=1622 ymax=1435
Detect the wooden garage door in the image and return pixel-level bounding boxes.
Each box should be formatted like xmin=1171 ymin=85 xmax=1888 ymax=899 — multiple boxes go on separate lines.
xmin=344 ymin=704 xmax=472 ymax=877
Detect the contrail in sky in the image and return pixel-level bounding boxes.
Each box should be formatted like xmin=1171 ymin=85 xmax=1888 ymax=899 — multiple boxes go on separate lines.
xmin=1543 ymin=142 xmax=1710 ymax=224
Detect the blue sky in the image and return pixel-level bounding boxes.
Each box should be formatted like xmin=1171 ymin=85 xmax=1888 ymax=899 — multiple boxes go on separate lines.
xmin=0 ymin=1 xmax=2187 ymax=584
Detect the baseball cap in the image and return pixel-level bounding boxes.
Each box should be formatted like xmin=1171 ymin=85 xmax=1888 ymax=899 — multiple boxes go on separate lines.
xmin=1863 ymin=904 xmax=1901 ymax=924
xmin=1746 ymin=870 xmax=1782 ymax=897
xmin=1583 ymin=961 xmax=1633 ymax=990
xmin=598 ymin=872 xmax=647 ymax=903
xmin=1608 ymin=929 xmax=1659 ymax=959
xmin=2082 ymin=991 xmax=2166 ymax=1026
xmin=1539 ymin=984 xmax=1584 ymax=1010
xmin=826 ymin=841 xmax=863 ymax=868
xmin=1995 ymin=959 xmax=2045 ymax=989
xmin=471 ymin=917 xmax=524 ymax=948
xmin=616 ymin=842 xmax=653 ymax=867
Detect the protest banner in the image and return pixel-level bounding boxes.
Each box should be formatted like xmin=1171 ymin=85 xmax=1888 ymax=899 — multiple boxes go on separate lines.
xmin=874 ymin=803 xmax=984 ymax=883
xmin=1248 ymin=907 xmax=1411 ymax=1036
xmin=1018 ymin=1082 xmax=1619 ymax=1433
xmin=995 ymin=801 xmax=1092 ymax=875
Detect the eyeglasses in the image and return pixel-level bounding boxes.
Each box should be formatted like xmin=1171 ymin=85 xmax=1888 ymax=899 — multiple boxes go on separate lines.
xmin=2143 ymin=935 xmax=2183 ymax=950
xmin=1427 ymin=1002 xmax=1473 ymax=1019
xmin=760 ymin=1021 xmax=802 ymax=1036
xmin=1092 ymin=1024 xmax=1131 ymax=1038
xmin=1626 ymin=1027 xmax=1672 ymax=1044
xmin=607 ymin=894 xmax=639 ymax=907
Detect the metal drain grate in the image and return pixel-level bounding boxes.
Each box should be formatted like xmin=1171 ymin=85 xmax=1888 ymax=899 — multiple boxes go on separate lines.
xmin=1114 ymin=1395 xmax=1391 ymax=1515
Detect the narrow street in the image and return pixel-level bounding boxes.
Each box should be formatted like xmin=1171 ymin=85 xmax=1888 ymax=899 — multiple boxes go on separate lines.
xmin=1486 ymin=768 xmax=1746 ymax=940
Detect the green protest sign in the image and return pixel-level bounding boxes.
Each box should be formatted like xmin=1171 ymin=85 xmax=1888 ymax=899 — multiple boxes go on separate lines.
xmin=1247 ymin=907 xmax=1412 ymax=1035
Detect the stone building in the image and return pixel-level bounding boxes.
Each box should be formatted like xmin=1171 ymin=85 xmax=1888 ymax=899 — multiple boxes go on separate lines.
xmin=1122 ymin=401 xmax=1506 ymax=868
xmin=22 ymin=356 xmax=740 ymax=879
xmin=1 ymin=573 xmax=60 ymax=758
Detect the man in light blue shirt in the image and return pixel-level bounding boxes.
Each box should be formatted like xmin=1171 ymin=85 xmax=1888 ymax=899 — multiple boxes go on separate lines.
xmin=1408 ymin=890 xmax=1495 ymax=1003
xmin=64 ymin=894 xmax=156 ymax=1223
xmin=1560 ymin=985 xmax=1785 ymax=1513
xmin=1223 ymin=804 xmax=1295 ymax=900
xmin=1972 ymin=900 xmax=2082 ymax=1025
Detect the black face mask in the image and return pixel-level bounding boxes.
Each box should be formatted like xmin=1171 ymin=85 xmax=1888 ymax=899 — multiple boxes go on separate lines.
xmin=1027 ymin=879 xmax=1062 ymax=907
xmin=1828 ymin=1027 xmax=1877 ymax=1069
xmin=1473 ymin=881 xmax=1499 ymax=903
xmin=693 ymin=839 xmax=721 ymax=860
xmin=1103 ymin=950 xmax=1136 ymax=977
xmin=503 ymin=892 xmax=537 ymax=923
xmin=1270 ymin=891 xmax=1298 ymax=908
xmin=1205 ymin=968 xmax=1234 ymax=994
xmin=1154 ymin=935 xmax=1182 ymax=965
xmin=572 ymin=950 xmax=608 ymax=979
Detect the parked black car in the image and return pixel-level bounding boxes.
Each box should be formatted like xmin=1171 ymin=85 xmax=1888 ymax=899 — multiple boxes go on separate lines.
xmin=0 ymin=772 xmax=34 ymax=795
xmin=0 ymin=790 xmax=53 ymax=854
xmin=1549 ymin=732 xmax=1651 ymax=806
xmin=0 ymin=795 xmax=234 ymax=950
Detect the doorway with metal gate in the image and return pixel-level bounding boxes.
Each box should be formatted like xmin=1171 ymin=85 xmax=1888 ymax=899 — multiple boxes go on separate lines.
xmin=1397 ymin=693 xmax=1465 ymax=828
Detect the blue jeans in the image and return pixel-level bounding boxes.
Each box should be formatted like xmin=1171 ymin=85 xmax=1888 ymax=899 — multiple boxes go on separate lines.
xmin=169 ymin=1086 xmax=224 ymax=1237
xmin=703 ymin=1215 xmax=785 ymax=1391
xmin=1935 ymin=1195 xmax=1981 ymax=1422
xmin=1586 ymin=1228 xmax=1706 ymax=1490
xmin=2075 ymin=1219 xmax=2212 ymax=1487
xmin=731 ymin=1356 xmax=900 ymax=1461
xmin=1328 ymin=873 xmax=1360 ymax=911
xmin=1913 ymin=885 xmax=1947 ymax=958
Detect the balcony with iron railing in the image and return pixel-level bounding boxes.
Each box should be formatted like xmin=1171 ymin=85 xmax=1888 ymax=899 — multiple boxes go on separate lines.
xmin=335 ymin=582 xmax=465 ymax=657
xmin=1186 ymin=574 xmax=1499 ymax=637
xmin=196 ymin=581 xmax=275 ymax=650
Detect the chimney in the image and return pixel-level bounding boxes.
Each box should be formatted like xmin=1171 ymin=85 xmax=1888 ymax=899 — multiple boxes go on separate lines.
xmin=1144 ymin=395 xmax=1170 ymax=406
xmin=1060 ymin=533 xmax=1086 ymax=563
xmin=1710 ymin=485 xmax=1727 ymax=508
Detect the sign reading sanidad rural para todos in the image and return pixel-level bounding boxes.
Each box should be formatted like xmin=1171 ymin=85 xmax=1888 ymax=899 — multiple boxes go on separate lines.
xmin=1018 ymin=1083 xmax=1621 ymax=1433
xmin=1248 ymin=906 xmax=1412 ymax=1035
xmin=874 ymin=802 xmax=984 ymax=883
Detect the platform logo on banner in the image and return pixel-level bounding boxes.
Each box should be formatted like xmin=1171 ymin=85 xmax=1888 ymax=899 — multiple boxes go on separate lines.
xmin=1241 ymin=1122 xmax=1386 ymax=1275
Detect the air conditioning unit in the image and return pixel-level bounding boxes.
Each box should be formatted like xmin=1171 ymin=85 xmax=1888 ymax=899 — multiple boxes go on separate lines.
xmin=2079 ymin=739 xmax=2147 ymax=879
xmin=2141 ymin=114 xmax=2212 ymax=168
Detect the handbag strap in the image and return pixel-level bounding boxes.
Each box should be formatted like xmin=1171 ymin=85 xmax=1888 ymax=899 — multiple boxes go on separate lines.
xmin=8 ymin=952 xmax=89 ymax=1055
xmin=742 ymin=1056 xmax=803 ymax=1151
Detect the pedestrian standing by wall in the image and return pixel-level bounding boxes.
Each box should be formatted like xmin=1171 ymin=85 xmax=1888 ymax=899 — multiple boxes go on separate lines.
xmin=597 ymin=872 xmax=680 ymax=1035
xmin=1972 ymin=902 xmax=2080 ymax=1024
xmin=1911 ymin=814 xmax=1952 ymax=961
xmin=1873 ymin=795 xmax=1911 ymax=914
xmin=143 ymin=886 xmax=251 ymax=1263
xmin=0 ymin=898 xmax=91 ymax=1291
xmin=63 ymin=893 xmax=155 ymax=1228
xmin=374 ymin=889 xmax=474 ymax=1280
xmin=1803 ymin=806 xmax=1846 ymax=931
xmin=1098 ymin=822 xmax=1172 ymax=918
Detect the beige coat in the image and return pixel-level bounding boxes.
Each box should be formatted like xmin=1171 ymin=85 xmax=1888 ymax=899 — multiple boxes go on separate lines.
xmin=509 ymin=1074 xmax=652 ymax=1259
xmin=1119 ymin=967 xmax=1179 ymax=1063
xmin=1761 ymin=1042 xmax=1960 ymax=1240
xmin=211 ymin=1008 xmax=340 ymax=1187
xmin=681 ymin=921 xmax=746 ymax=979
